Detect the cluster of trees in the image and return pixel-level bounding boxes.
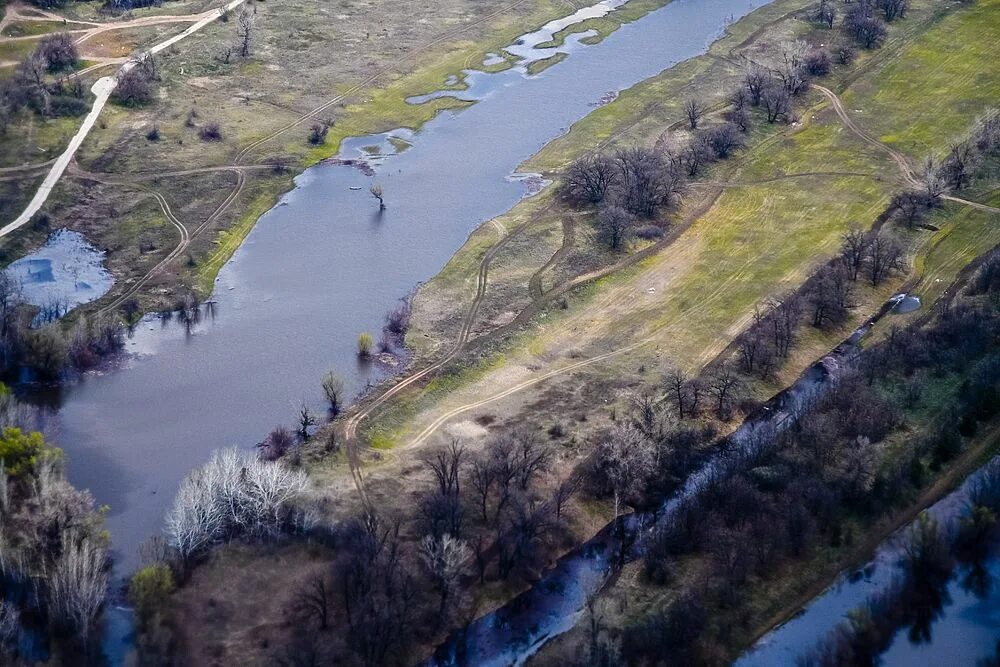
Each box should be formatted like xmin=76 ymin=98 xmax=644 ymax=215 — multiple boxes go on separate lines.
xmin=0 ymin=33 xmax=86 ymax=132
xmin=816 ymin=0 xmax=908 ymax=51
xmin=0 ymin=275 xmax=125 ymax=381
xmin=936 ymin=110 xmax=1000 ymax=192
xmin=803 ymin=459 xmax=1000 ymax=666
xmin=257 ymin=427 xmax=580 ymax=666
xmin=164 ymin=447 xmax=310 ymax=563
xmin=561 ymin=125 xmax=747 ymax=248
xmin=560 ymin=146 xmax=686 ymax=247
xmin=0 ymin=395 xmax=110 ymax=662
xmin=611 ymin=249 xmax=1000 ymax=664
xmin=416 ymin=431 xmax=561 ymax=586
xmin=733 ymin=226 xmax=903 ymax=382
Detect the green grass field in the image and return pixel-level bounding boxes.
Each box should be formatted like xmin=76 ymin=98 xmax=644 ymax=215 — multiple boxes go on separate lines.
xmin=842 ymin=0 xmax=1000 ymax=161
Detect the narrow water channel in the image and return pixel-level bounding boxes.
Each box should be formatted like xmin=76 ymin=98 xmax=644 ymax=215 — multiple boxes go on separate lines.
xmin=736 ymin=457 xmax=1000 ymax=667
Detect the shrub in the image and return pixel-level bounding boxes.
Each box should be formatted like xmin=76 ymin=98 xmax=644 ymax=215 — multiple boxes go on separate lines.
xmin=21 ymin=324 xmax=69 ymax=379
xmin=257 ymin=425 xmax=295 ymax=461
xmin=634 ymin=224 xmax=664 ymax=240
xmin=385 ymin=301 xmax=411 ymax=335
xmin=145 ymin=125 xmax=160 ymax=141
xmin=36 ymin=32 xmax=78 ymax=72
xmin=0 ymin=427 xmax=55 ymax=478
xmin=198 ymin=122 xmax=222 ymax=141
xmin=308 ymin=123 xmax=328 ymax=145
xmin=357 ymin=332 xmax=374 ymax=357
xmin=835 ymin=43 xmax=858 ymax=65
xmin=114 ymin=67 xmax=153 ymax=106
xmin=128 ymin=564 xmax=175 ymax=626
xmin=803 ymin=49 xmax=832 ymax=76
xmin=48 ymin=94 xmax=88 ymax=117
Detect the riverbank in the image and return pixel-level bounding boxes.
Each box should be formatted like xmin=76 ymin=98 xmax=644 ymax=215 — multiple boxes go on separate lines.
xmin=3 ymin=0 xmax=682 ymax=313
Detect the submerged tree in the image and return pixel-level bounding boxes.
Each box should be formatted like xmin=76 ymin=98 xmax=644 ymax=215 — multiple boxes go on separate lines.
xmin=321 ymin=371 xmax=345 ymax=416
xmin=370 ymin=184 xmax=386 ymax=210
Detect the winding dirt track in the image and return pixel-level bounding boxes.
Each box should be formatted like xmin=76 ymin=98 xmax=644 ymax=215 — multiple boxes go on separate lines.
xmin=340 ymin=74 xmax=1000 ymax=506
xmin=812 ymin=84 xmax=1000 ymax=214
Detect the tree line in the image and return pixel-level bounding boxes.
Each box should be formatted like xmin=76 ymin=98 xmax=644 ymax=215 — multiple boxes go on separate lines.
xmin=0 ymin=274 xmax=125 ymax=381
xmin=598 ymin=245 xmax=1000 ymax=665
xmin=802 ymin=457 xmax=1000 ymax=666
xmin=0 ymin=387 xmax=110 ymax=664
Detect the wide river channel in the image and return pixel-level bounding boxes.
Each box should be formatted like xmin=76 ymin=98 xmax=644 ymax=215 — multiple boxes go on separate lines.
xmin=28 ymin=0 xmax=777 ymax=660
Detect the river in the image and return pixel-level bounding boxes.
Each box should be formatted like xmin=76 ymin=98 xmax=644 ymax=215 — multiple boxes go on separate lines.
xmin=23 ymin=0 xmax=771 ymax=660
xmin=736 ymin=457 xmax=1000 ymax=667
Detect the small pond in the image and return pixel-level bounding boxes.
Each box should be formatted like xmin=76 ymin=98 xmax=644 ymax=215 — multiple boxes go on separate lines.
xmin=5 ymin=229 xmax=114 ymax=325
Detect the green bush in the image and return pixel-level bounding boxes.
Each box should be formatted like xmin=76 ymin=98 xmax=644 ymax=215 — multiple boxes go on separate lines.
xmin=129 ymin=564 xmax=175 ymax=626
xmin=0 ymin=427 xmax=57 ymax=478
xmin=357 ymin=332 xmax=374 ymax=357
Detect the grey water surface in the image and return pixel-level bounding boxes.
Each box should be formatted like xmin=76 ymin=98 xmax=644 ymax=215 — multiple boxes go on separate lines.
xmin=23 ymin=0 xmax=772 ymax=660
xmin=5 ymin=229 xmax=114 ymax=324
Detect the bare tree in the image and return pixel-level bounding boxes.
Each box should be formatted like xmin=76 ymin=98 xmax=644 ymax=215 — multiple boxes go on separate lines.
xmin=845 ymin=4 xmax=887 ymax=48
xmin=321 ymin=371 xmax=345 ymax=416
xmin=510 ymin=428 xmax=552 ymax=490
xmin=867 ymin=233 xmax=903 ymax=285
xmin=774 ymin=43 xmax=808 ymax=95
xmin=665 ymin=368 xmax=688 ymax=419
xmin=597 ymin=204 xmax=635 ymax=249
xmin=878 ymin=0 xmax=908 ymax=21
xmin=419 ymin=533 xmax=470 ymax=616
xmin=744 ymin=62 xmax=770 ymax=106
xmin=37 ymin=32 xmax=78 ymax=72
xmin=613 ymin=146 xmax=685 ymax=217
xmin=840 ymin=227 xmax=870 ymax=280
xmin=48 ymin=535 xmax=109 ymax=640
xmin=942 ymin=141 xmax=976 ymax=191
xmin=683 ymin=98 xmax=703 ymax=129
xmin=561 ymin=154 xmax=618 ymax=205
xmin=809 ymin=263 xmax=854 ymax=328
xmin=553 ymin=475 xmax=582 ymax=521
xmin=370 ymin=184 xmax=386 ymax=210
xmin=0 ymin=600 xmax=19 ymax=649
xmin=891 ymin=191 xmax=927 ymax=229
xmin=703 ymin=122 xmax=744 ymax=158
xmin=761 ymin=84 xmax=791 ymax=123
xmin=596 ymin=424 xmax=655 ymax=563
xmin=682 ymin=135 xmax=714 ymax=176
xmin=597 ymin=424 xmax=655 ymax=523
xmin=424 ymin=440 xmax=466 ymax=499
xmin=922 ymin=156 xmax=946 ymax=201
xmin=707 ymin=364 xmax=742 ymax=415
xmin=469 ymin=457 xmax=495 ymax=523
xmin=816 ymin=0 xmax=837 ymax=28
xmin=288 ymin=575 xmax=331 ymax=630
xmin=165 ymin=448 xmax=308 ymax=561
xmin=236 ymin=7 xmax=256 ymax=58
xmin=296 ymin=403 xmax=316 ymax=440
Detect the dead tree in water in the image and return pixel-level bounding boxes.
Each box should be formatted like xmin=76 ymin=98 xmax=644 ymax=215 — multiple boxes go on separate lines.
xmin=370 ymin=184 xmax=386 ymax=210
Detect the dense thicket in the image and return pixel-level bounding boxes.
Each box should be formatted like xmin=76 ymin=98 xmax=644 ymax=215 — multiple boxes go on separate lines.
xmin=0 ymin=389 xmax=109 ymax=662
